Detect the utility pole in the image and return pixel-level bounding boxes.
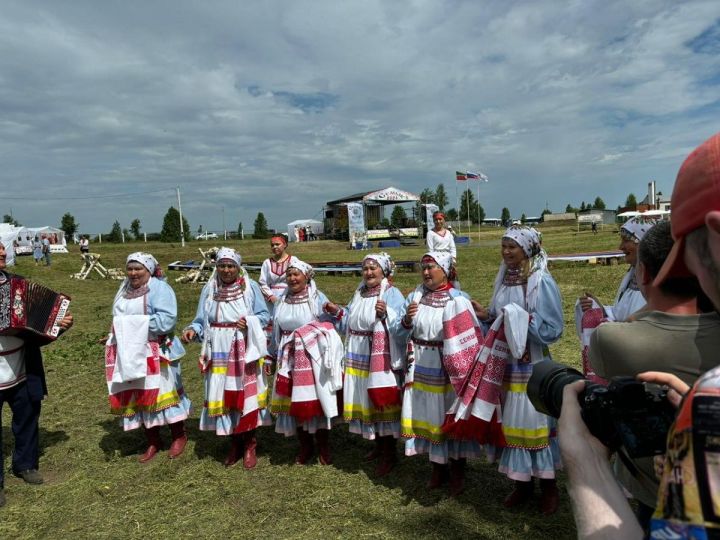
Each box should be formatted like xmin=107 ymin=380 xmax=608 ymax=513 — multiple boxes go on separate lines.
xmin=176 ymin=186 xmax=185 ymax=247
xmin=222 ymin=206 xmax=226 ymax=240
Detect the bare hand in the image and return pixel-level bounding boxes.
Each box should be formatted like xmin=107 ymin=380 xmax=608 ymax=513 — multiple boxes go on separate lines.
xmin=579 ymin=294 xmax=594 ymax=312
xmin=181 ymin=329 xmax=196 ymax=343
xmin=324 ymin=302 xmax=340 ymax=316
xmin=269 ymin=294 xmax=278 ymax=304
xmin=59 ymin=314 xmax=74 ymax=330
xmin=559 ymin=380 xmax=611 ymax=465
xmin=263 ymin=360 xmax=275 ymax=376
xmin=375 ymin=299 xmax=387 ymax=319
xmin=471 ymin=300 xmax=489 ymax=321
xmin=637 ymin=371 xmax=690 ymax=408
xmin=236 ymin=317 xmax=247 ymax=331
xmin=403 ymin=302 xmax=418 ymax=325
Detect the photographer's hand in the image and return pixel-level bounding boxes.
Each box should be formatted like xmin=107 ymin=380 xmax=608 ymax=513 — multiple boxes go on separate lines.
xmin=637 ymin=371 xmax=689 ymax=408
xmin=558 ymin=381 xmax=642 ymax=539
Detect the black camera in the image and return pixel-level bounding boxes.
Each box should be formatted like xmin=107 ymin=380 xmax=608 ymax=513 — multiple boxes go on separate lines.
xmin=527 ymin=360 xmax=677 ymax=458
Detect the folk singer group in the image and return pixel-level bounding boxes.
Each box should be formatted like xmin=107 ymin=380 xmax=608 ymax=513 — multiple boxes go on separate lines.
xmin=0 ymin=212 xmax=656 ymax=515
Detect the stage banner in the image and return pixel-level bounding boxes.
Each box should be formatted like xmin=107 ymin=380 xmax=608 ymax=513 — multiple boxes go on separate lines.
xmin=347 ymin=202 xmax=365 ymax=238
xmin=424 ymin=203 xmax=439 ymax=225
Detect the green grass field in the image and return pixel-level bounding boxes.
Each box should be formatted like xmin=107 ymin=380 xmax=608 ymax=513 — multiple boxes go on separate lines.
xmin=0 ymin=227 xmax=628 ymax=539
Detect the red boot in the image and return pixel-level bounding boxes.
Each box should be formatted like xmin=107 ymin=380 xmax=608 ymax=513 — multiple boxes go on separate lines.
xmin=539 ymin=479 xmax=560 ymax=515
xmin=224 ymin=435 xmax=243 ymax=467
xmin=139 ymin=427 xmax=162 ymax=463
xmin=315 ymin=429 xmax=332 ymax=465
xmin=364 ymin=437 xmax=383 ymax=462
xmin=427 ymin=463 xmax=449 ymax=489
xmin=449 ymin=458 xmax=466 ymax=497
xmin=374 ymin=437 xmax=397 ymax=477
xmin=295 ymin=428 xmax=314 ymax=465
xmin=168 ymin=421 xmax=188 ymax=459
xmin=503 ymin=480 xmax=534 ymax=507
xmin=243 ymin=431 xmax=258 ymax=469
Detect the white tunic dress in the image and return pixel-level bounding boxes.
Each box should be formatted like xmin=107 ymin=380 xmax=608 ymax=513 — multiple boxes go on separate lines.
xmin=426 ymin=229 xmax=457 ymax=260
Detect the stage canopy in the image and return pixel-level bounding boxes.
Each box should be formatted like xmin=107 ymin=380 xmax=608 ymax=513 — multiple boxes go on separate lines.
xmin=326 ymin=186 xmax=420 ymax=206
xmin=287 ymin=219 xmax=323 ymax=242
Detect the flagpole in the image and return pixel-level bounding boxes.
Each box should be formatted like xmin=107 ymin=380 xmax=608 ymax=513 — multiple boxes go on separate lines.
xmin=454 ymin=179 xmax=458 ymax=232
xmin=476 ymin=178 xmax=481 ymax=238
xmin=465 ymin=187 xmax=470 ymax=235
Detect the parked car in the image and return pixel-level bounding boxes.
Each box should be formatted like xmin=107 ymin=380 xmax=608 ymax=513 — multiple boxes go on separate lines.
xmin=195 ymin=232 xmax=219 ymax=240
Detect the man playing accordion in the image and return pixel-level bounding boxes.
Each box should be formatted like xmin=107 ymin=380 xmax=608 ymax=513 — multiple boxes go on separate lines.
xmin=0 ymin=240 xmax=73 ymax=507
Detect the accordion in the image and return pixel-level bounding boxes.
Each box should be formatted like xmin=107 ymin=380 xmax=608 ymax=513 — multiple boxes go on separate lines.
xmin=0 ymin=276 xmax=71 ymax=345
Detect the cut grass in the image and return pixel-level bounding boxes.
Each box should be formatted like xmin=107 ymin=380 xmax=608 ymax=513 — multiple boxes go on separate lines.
xmin=1 ymin=228 xmax=627 ymax=539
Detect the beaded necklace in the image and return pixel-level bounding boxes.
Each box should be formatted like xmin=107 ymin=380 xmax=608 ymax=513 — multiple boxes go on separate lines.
xmin=123 ymin=284 xmax=149 ymax=299
xmin=502 ymin=266 xmax=527 ymax=287
xmin=213 ymin=278 xmax=245 ymax=302
xmin=285 ymin=287 xmax=310 ymax=305
xmin=360 ymin=284 xmax=382 ymax=298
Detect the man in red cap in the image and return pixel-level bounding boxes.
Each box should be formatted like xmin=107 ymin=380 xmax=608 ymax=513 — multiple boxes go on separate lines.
xmin=557 ymin=132 xmax=720 ymax=539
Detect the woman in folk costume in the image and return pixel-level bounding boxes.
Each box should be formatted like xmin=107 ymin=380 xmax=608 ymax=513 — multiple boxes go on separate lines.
xmin=574 ymin=216 xmax=658 ymax=382
xmin=474 ymin=226 xmax=564 ymax=515
xmin=426 ymin=212 xmax=457 ymax=263
xmin=258 ymin=234 xmax=292 ymax=310
xmin=105 ymin=253 xmax=191 ymax=462
xmin=181 ymin=248 xmax=270 ymax=468
xmin=391 ymin=252 xmax=483 ymax=496
xmin=331 ymin=253 xmax=405 ymax=477
xmin=268 ymin=258 xmax=344 ymax=465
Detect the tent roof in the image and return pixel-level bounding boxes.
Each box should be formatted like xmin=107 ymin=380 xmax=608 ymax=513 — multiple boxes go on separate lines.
xmin=288 ymin=219 xmax=322 ymax=226
xmin=617 ymin=211 xmax=640 ymax=217
xmin=326 ymin=186 xmax=420 ymax=206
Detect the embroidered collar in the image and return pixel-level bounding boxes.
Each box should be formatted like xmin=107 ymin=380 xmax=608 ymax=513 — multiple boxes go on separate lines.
xmin=360 ymin=284 xmax=382 ymax=298
xmin=214 ymin=278 xmax=245 ymax=302
xmin=420 ymin=287 xmax=452 ymax=308
xmin=502 ymin=266 xmax=527 ymax=286
xmin=124 ymin=284 xmax=149 ymax=299
xmin=285 ymin=288 xmax=310 ymax=304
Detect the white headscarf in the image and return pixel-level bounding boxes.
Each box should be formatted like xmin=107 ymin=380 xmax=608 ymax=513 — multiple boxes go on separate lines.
xmin=423 ymin=251 xmax=452 ymax=276
xmin=621 ymin=216 xmax=659 ymax=243
xmin=502 ymin=226 xmax=542 ymax=258
xmin=285 ymin=257 xmax=320 ymax=317
xmin=363 ymin=252 xmax=395 ymax=277
xmin=127 ymin=252 xmax=158 ymax=275
xmin=489 ymin=226 xmax=549 ymax=313
xmin=216 ymin=247 xmax=241 ymax=267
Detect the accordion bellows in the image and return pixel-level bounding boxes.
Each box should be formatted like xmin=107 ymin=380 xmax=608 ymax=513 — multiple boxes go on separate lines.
xmin=0 ymin=276 xmax=71 ymax=345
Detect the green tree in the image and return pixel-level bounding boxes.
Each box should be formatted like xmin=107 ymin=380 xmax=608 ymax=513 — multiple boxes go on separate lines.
xmin=237 ymin=222 xmax=243 ymax=239
xmin=3 ymin=214 xmax=20 ymax=226
xmin=541 ymin=208 xmax=553 ymax=216
xmin=580 ymin=201 xmax=586 ymax=211
xmin=419 ymin=188 xmax=435 ymax=204
xmin=435 ymin=183 xmax=448 ymax=211
xmin=160 ymin=206 xmax=191 ymax=242
xmin=130 ymin=219 xmax=141 ymax=240
xmin=565 ymin=204 xmax=579 ymax=213
xmin=253 ymin=212 xmax=269 ymax=239
xmin=390 ymin=205 xmax=407 ymax=228
xmin=521 ymin=213 xmax=527 ymax=223
xmin=107 ymin=220 xmax=123 ymax=243
xmin=593 ymin=197 xmax=606 ymax=210
xmin=459 ymin=189 xmax=485 ymax=223
xmin=60 ymin=213 xmax=78 ymax=238
xmin=625 ymin=193 xmax=637 ymax=208
xmin=445 ymin=208 xmax=458 ymax=221
xmin=501 ymin=207 xmax=511 ymax=225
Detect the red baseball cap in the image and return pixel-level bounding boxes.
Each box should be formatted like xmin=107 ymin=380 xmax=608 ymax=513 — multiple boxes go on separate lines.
xmin=654 ymin=133 xmax=720 ymax=286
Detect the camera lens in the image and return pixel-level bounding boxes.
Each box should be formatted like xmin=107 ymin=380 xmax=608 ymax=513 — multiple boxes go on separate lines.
xmin=528 ymin=360 xmax=585 ymax=418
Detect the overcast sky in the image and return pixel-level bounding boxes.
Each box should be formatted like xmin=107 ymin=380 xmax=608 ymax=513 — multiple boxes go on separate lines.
xmin=1 ymin=1 xmax=719 ymax=233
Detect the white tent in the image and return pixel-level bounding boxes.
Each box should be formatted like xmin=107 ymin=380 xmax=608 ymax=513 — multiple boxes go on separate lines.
xmin=15 ymin=226 xmax=68 ymax=254
xmin=0 ymin=223 xmax=20 ymax=266
xmin=287 ymin=219 xmax=323 ymax=242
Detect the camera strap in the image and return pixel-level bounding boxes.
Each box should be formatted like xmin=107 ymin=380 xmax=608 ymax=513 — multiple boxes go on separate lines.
xmin=617 ymin=448 xmax=640 ymax=478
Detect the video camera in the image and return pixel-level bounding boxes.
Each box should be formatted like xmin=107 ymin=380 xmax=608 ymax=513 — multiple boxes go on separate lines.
xmin=527 ymin=360 xmax=676 ymax=458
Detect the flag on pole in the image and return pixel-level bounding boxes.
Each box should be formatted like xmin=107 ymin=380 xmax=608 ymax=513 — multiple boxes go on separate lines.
xmin=466 ymin=171 xmax=489 ymax=182
xmin=456 ymin=171 xmax=467 ymax=181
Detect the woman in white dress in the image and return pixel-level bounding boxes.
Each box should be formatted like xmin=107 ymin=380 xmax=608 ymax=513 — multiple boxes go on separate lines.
xmin=182 ymin=248 xmax=270 ymax=468
xmin=426 ymin=212 xmax=457 ymax=263
xmin=268 ymin=259 xmax=344 ymax=465
xmin=105 ymin=253 xmax=191 ymax=462
xmin=331 ymin=253 xmax=405 ymax=477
